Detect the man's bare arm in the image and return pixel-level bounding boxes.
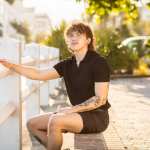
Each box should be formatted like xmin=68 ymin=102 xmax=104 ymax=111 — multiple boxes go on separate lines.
xmin=70 ymin=95 xmax=107 ymax=113
xmin=58 ymin=82 xmax=109 ymax=114
xmin=0 ymin=59 xmax=60 ymax=80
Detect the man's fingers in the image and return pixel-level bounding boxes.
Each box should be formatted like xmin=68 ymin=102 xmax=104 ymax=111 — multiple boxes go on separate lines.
xmin=0 ymin=59 xmax=7 ymax=62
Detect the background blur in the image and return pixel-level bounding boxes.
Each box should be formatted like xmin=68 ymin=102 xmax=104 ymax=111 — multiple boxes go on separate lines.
xmin=1 ymin=0 xmax=150 ymax=76
xmin=1 ymin=1 xmax=150 ymax=150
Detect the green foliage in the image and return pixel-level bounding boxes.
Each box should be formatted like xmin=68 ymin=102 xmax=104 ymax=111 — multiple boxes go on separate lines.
xmin=35 ymin=32 xmax=48 ymax=44
xmin=94 ymin=25 xmax=139 ymax=74
xmin=45 ymin=21 xmax=71 ymax=60
xmin=145 ymin=39 xmax=150 ymax=49
xmin=10 ymin=21 xmax=31 ymax=42
xmin=5 ymin=0 xmax=15 ymax=5
xmin=147 ymin=3 xmax=150 ymax=9
xmin=0 ymin=23 xmax=3 ymax=37
xmin=0 ymin=30 xmax=3 ymax=37
xmin=77 ymin=0 xmax=140 ymax=22
xmin=131 ymin=21 xmax=150 ymax=36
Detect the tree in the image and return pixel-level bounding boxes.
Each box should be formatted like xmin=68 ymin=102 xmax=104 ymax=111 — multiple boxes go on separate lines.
xmin=0 ymin=23 xmax=3 ymax=37
xmin=76 ymin=0 xmax=150 ymax=22
xmin=10 ymin=21 xmax=31 ymax=42
xmin=5 ymin=0 xmax=15 ymax=5
xmin=94 ymin=24 xmax=139 ymax=74
xmin=45 ymin=21 xmax=70 ymax=60
xmin=35 ymin=32 xmax=49 ymax=44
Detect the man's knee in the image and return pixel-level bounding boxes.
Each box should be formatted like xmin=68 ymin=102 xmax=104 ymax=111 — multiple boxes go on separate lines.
xmin=48 ymin=115 xmax=63 ymax=132
xmin=26 ymin=118 xmax=37 ymax=132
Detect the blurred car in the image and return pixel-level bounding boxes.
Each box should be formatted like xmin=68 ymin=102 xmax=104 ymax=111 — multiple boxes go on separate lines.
xmin=119 ymin=36 xmax=150 ymax=75
xmin=120 ymin=36 xmax=150 ymax=67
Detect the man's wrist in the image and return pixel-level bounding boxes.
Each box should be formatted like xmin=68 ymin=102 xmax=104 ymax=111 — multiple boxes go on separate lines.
xmin=70 ymin=106 xmax=80 ymax=113
xmin=9 ymin=63 xmax=15 ymax=70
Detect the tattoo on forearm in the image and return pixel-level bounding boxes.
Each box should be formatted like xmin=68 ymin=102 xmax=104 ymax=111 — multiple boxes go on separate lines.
xmin=77 ymin=96 xmax=107 ymax=111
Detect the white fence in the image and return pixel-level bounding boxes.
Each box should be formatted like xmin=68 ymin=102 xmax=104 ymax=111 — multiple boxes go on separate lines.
xmin=0 ymin=37 xmax=60 ymax=150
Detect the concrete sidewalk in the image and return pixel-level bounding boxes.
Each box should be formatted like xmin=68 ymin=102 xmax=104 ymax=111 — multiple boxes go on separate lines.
xmin=22 ymin=77 xmax=150 ymax=150
xmin=108 ymin=77 xmax=150 ymax=150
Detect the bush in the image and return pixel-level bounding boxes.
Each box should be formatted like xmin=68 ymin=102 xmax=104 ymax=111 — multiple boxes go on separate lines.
xmin=45 ymin=21 xmax=71 ymax=60
xmin=94 ymin=24 xmax=139 ymax=74
xmin=10 ymin=21 xmax=31 ymax=42
xmin=5 ymin=0 xmax=15 ymax=5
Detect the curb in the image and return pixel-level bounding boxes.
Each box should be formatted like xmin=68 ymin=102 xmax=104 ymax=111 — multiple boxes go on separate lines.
xmin=110 ymin=74 xmax=150 ymax=79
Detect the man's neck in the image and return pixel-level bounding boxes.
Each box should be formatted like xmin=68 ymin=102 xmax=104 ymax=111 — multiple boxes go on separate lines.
xmin=74 ymin=47 xmax=88 ymax=63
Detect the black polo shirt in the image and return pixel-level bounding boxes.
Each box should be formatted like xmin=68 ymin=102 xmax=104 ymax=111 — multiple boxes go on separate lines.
xmin=53 ymin=49 xmax=111 ymax=110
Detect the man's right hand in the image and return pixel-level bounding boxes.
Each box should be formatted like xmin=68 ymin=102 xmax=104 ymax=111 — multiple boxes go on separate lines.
xmin=0 ymin=59 xmax=14 ymax=69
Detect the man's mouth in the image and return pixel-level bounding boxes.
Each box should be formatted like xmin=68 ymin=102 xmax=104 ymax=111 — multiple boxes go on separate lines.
xmin=71 ymin=42 xmax=78 ymax=45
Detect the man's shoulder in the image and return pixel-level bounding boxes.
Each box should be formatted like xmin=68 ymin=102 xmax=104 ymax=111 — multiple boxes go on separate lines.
xmin=59 ymin=56 xmax=73 ymax=64
xmin=90 ymin=50 xmax=106 ymax=62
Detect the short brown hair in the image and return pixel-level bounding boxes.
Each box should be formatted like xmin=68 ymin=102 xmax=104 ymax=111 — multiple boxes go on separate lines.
xmin=64 ymin=21 xmax=95 ymax=51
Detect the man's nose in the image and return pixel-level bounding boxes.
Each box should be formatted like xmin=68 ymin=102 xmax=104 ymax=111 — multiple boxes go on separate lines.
xmin=71 ymin=35 xmax=78 ymax=40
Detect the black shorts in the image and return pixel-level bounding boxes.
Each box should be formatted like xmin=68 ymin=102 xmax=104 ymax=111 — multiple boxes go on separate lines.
xmin=77 ymin=109 xmax=109 ymax=134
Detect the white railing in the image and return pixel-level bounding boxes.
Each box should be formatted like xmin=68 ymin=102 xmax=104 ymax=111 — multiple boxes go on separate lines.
xmin=0 ymin=37 xmax=60 ymax=150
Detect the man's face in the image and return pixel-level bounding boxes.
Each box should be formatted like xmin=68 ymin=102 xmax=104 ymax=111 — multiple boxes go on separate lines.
xmin=66 ymin=31 xmax=90 ymax=53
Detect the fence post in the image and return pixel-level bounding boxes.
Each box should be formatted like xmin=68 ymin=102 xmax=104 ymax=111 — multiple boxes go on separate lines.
xmin=39 ymin=45 xmax=50 ymax=107
xmin=23 ymin=43 xmax=40 ymax=120
xmin=48 ymin=47 xmax=60 ymax=94
xmin=0 ymin=37 xmax=22 ymax=150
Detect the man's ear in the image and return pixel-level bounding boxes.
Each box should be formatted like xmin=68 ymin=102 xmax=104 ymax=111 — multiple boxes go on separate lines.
xmin=87 ymin=38 xmax=91 ymax=44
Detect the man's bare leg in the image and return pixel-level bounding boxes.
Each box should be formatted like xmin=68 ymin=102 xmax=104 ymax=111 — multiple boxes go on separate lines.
xmin=47 ymin=113 xmax=83 ymax=150
xmin=27 ymin=112 xmax=54 ymax=147
xmin=28 ymin=128 xmax=47 ymax=147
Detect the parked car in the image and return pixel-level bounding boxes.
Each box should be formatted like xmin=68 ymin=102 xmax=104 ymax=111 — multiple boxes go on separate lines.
xmin=120 ymin=36 xmax=150 ymax=75
xmin=121 ymin=36 xmax=150 ymax=66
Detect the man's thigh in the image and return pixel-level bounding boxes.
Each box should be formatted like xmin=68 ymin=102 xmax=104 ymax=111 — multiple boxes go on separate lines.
xmin=27 ymin=112 xmax=54 ymax=130
xmin=50 ymin=113 xmax=84 ymax=133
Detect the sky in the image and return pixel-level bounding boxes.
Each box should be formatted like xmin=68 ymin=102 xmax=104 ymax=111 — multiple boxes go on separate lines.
xmin=23 ymin=0 xmax=85 ymax=26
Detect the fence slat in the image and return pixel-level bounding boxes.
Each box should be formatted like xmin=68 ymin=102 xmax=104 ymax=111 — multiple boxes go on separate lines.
xmin=0 ymin=38 xmax=60 ymax=149
xmin=0 ymin=102 xmax=16 ymax=125
xmin=39 ymin=45 xmax=49 ymax=106
xmin=0 ymin=37 xmax=22 ymax=150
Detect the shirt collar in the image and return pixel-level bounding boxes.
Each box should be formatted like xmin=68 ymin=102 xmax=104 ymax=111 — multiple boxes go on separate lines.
xmin=72 ymin=49 xmax=92 ymax=63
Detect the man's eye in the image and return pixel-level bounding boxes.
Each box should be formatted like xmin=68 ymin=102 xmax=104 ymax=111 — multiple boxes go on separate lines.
xmin=68 ymin=33 xmax=82 ymax=38
xmin=68 ymin=34 xmax=73 ymax=38
xmin=76 ymin=33 xmax=81 ymax=36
